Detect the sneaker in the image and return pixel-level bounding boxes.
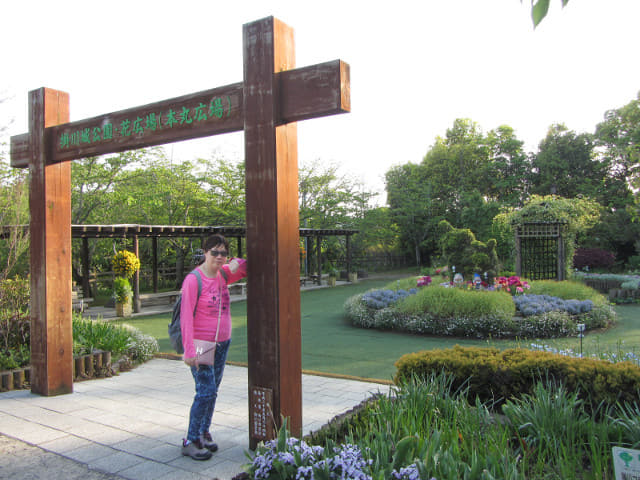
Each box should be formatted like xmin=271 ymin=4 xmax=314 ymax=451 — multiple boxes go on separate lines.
xmin=182 ymin=438 xmax=212 ymax=460
xmin=200 ymin=432 xmax=219 ymax=452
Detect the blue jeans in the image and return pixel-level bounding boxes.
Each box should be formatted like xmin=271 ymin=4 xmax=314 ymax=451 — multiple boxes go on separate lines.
xmin=187 ymin=339 xmax=231 ymax=442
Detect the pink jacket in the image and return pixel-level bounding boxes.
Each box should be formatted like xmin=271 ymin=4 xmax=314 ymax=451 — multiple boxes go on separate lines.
xmin=180 ymin=259 xmax=247 ymax=359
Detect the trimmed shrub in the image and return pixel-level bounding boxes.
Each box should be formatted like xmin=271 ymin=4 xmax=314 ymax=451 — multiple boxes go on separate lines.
xmin=527 ymin=280 xmax=607 ymax=305
xmin=394 ymin=346 xmax=640 ymax=411
xmin=397 ymin=286 xmax=515 ymax=321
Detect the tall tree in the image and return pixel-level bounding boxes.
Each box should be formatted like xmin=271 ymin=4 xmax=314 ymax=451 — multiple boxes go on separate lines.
xmin=485 ymin=125 xmax=531 ymax=206
xmin=0 ymin=160 xmax=29 ymax=280
xmin=298 ymin=159 xmax=375 ymax=229
xmin=0 ymin=104 xmax=29 ymax=280
xmin=72 ymin=149 xmax=148 ymax=224
xmin=386 ymin=163 xmax=440 ymax=266
xmin=595 ymin=92 xmax=640 ymax=213
xmin=531 ymin=124 xmax=604 ymax=200
xmin=298 ymin=159 xmax=377 ymax=269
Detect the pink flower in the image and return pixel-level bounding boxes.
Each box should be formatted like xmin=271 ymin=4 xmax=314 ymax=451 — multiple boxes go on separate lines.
xmin=417 ymin=275 xmax=432 ymax=287
xmin=516 ymin=286 xmax=523 ymax=293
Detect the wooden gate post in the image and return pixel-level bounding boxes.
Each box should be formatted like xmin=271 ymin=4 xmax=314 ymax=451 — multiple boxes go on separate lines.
xmin=244 ymin=17 xmax=302 ymax=447
xmin=29 ymin=88 xmax=73 ymax=396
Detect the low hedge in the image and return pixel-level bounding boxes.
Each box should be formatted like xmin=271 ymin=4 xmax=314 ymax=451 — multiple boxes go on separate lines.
xmin=394 ymin=345 xmax=640 ymax=411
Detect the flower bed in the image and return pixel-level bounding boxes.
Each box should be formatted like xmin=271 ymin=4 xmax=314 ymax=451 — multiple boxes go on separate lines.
xmin=344 ymin=277 xmax=616 ymax=339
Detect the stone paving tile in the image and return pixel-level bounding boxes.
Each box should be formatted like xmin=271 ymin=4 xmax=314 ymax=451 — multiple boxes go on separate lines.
xmin=0 ymin=358 xmax=391 ymax=480
xmin=63 ymin=442 xmax=120 ymax=463
xmin=40 ymin=433 xmax=94 ymax=454
xmin=87 ymin=450 xmax=145 ymax=474
xmin=117 ymin=459 xmax=178 ymax=480
xmin=139 ymin=442 xmax=183 ymax=463
xmin=200 ymin=458 xmax=247 ymax=480
xmin=156 ymin=469 xmax=213 ymax=480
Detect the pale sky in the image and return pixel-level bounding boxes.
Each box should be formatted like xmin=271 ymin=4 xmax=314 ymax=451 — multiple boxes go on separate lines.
xmin=2 ymin=1 xmax=639 ymax=200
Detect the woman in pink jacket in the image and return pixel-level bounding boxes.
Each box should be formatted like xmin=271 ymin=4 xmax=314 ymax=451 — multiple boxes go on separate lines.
xmin=180 ymin=234 xmax=247 ymax=460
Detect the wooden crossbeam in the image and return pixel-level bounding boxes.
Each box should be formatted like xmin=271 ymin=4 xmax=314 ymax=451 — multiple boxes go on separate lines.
xmin=10 ymin=61 xmax=349 ymax=167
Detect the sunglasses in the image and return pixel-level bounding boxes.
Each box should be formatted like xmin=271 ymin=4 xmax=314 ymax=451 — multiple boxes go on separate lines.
xmin=209 ymin=249 xmax=228 ymax=257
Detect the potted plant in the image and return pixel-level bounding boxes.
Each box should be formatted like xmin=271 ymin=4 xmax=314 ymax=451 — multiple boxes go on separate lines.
xmin=112 ymin=250 xmax=140 ymax=316
xmin=113 ymin=277 xmax=133 ymax=317
xmin=327 ymin=268 xmax=338 ymax=287
xmin=348 ymin=271 xmax=358 ymax=283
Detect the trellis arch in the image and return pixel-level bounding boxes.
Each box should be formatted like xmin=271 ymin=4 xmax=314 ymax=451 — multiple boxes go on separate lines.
xmin=515 ymin=221 xmax=567 ymax=281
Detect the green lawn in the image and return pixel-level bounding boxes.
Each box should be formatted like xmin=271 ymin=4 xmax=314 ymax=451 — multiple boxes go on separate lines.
xmin=116 ymin=276 xmax=640 ymax=383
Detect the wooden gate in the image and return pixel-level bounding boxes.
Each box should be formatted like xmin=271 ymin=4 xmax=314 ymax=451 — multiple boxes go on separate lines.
xmin=515 ymin=222 xmax=567 ymax=281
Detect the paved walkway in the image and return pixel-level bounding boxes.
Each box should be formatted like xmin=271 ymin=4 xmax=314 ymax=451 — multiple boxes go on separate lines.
xmin=0 ymin=359 xmax=390 ymax=480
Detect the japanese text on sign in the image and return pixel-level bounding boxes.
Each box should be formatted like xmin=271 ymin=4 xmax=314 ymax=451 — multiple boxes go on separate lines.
xmin=58 ymin=96 xmax=232 ymax=150
xmin=250 ymin=386 xmax=274 ymax=440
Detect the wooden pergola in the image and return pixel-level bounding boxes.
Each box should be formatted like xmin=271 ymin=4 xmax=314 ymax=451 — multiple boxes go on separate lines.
xmin=68 ymin=224 xmax=357 ymax=311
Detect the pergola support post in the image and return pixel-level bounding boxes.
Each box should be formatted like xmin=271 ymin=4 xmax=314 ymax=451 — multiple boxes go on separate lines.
xmin=132 ymin=235 xmax=141 ymax=313
xmin=81 ymin=237 xmax=91 ymax=298
xmin=152 ymin=237 xmax=158 ymax=293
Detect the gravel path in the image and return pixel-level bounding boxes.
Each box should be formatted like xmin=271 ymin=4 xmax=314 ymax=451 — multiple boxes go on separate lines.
xmin=0 ymin=434 xmax=124 ymax=480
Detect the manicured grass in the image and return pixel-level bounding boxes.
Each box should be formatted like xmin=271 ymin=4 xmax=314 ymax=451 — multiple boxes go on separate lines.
xmin=115 ymin=276 xmax=640 ymax=382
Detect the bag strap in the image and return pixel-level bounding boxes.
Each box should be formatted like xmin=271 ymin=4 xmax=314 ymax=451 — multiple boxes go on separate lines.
xmin=191 ymin=269 xmax=203 ymax=318
xmin=214 ymin=268 xmax=227 ymax=343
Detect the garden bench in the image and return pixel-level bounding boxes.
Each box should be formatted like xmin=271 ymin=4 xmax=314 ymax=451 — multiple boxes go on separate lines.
xmin=139 ymin=291 xmax=180 ymax=308
xmin=228 ymin=282 xmax=247 ymax=296
xmin=72 ymin=289 xmax=93 ymax=312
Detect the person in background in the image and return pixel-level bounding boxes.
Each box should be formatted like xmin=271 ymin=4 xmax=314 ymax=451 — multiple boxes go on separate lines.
xmin=180 ymin=234 xmax=247 ymax=460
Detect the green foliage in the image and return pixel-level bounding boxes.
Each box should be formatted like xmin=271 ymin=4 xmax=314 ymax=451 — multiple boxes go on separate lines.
xmin=531 ymin=124 xmax=604 ymax=200
xmin=345 ymin=285 xmax=519 ymax=339
xmin=528 ymin=0 xmax=571 ymax=28
xmin=595 ymin=91 xmax=640 ymax=218
xmin=398 ymin=285 xmax=514 ymax=320
xmin=71 ymin=316 xmax=158 ymax=361
xmin=437 ymin=220 xmax=499 ymax=279
xmin=0 ymin=344 xmax=30 ymax=370
xmin=385 ymin=162 xmax=440 ymax=265
xmin=121 ymin=325 xmax=160 ymax=362
xmin=0 ymin=161 xmax=30 ymax=280
xmin=527 ymin=279 xmax=607 ymax=305
xmin=288 ymin=371 xmax=621 ymax=479
xmin=112 ymin=277 xmax=132 ymax=303
xmin=395 ymin=345 xmax=640 ymax=412
xmin=0 ymin=276 xmax=30 ymax=352
xmin=72 ymin=316 xmax=132 ymax=356
xmin=506 ymin=194 xmax=602 ymax=278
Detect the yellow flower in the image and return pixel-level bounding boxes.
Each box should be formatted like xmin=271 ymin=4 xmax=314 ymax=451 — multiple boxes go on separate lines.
xmin=112 ymin=250 xmax=141 ymax=278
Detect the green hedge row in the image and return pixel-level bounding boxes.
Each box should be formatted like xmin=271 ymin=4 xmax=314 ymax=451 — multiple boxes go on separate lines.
xmin=395 ymin=346 xmax=640 ymax=411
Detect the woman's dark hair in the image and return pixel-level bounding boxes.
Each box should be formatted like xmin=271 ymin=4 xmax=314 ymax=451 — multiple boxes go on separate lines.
xmin=203 ymin=234 xmax=229 ymax=252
